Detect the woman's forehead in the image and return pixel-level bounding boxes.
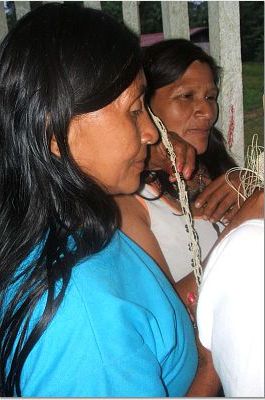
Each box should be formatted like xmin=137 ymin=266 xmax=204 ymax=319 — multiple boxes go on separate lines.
xmin=117 ymin=71 xmax=147 ymax=102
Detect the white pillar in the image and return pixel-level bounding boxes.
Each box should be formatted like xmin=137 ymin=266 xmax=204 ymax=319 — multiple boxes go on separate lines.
xmin=122 ymin=1 xmax=140 ymax=35
xmin=161 ymin=1 xmax=189 ymax=40
xmin=0 ymin=1 xmax=8 ymax=41
xmin=15 ymin=1 xmax=30 ymax=20
xmin=84 ymin=2 xmax=102 ymax=10
xmin=208 ymin=1 xmax=244 ymax=166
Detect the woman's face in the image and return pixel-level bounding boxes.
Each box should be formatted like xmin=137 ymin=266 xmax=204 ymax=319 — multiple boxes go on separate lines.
xmin=150 ymin=60 xmax=218 ymax=154
xmin=66 ymin=71 xmax=158 ymax=195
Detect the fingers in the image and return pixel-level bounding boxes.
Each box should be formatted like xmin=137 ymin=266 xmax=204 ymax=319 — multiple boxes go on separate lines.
xmin=183 ymin=144 xmax=196 ymax=180
xmin=147 ymin=140 xmax=167 ymax=171
xmin=194 ymin=175 xmax=224 ymax=208
xmin=147 ymin=131 xmax=197 ymax=181
xmin=203 ymin=192 xmax=238 ymax=223
xmin=194 ymin=174 xmax=239 ymax=223
xmin=167 ymin=132 xmax=196 ymax=180
xmin=220 ymin=203 xmax=239 ymax=224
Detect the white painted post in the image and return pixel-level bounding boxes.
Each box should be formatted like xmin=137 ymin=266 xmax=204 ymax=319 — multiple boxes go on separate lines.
xmin=0 ymin=1 xmax=8 ymax=41
xmin=161 ymin=1 xmax=189 ymax=40
xmin=15 ymin=1 xmax=30 ymax=20
xmin=208 ymin=1 xmax=244 ymax=166
xmin=84 ymin=2 xmax=102 ymax=10
xmin=42 ymin=1 xmax=63 ymax=3
xmin=122 ymin=1 xmax=140 ymax=35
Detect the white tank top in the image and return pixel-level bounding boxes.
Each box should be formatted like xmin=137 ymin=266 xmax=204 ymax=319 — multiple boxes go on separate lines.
xmin=138 ymin=184 xmax=224 ymax=282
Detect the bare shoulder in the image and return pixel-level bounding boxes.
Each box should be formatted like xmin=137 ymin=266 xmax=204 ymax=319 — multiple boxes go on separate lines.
xmin=114 ymin=194 xmax=174 ymax=282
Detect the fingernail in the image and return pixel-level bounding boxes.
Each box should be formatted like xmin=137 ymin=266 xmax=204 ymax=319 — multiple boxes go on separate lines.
xmin=195 ymin=201 xmax=201 ymax=208
xmin=203 ymin=215 xmax=208 ymax=220
xmin=183 ymin=167 xmax=190 ymax=179
xmin=187 ymin=291 xmax=196 ymax=304
xmin=177 ymin=163 xmax=183 ymax=172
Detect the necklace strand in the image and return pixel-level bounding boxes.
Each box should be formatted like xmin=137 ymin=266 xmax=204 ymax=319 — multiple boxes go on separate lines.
xmin=148 ymin=107 xmax=203 ymax=287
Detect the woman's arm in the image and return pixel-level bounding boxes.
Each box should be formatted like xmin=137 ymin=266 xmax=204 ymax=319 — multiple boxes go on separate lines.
xmin=187 ymin=338 xmax=221 ymax=397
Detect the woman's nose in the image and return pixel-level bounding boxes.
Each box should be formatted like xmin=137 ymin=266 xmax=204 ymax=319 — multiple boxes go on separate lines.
xmin=140 ymin=111 xmax=159 ymax=145
xmin=195 ymin=99 xmax=217 ymax=121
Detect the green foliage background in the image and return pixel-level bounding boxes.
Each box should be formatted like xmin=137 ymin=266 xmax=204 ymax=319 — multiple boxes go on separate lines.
xmin=242 ymin=63 xmax=264 ymax=151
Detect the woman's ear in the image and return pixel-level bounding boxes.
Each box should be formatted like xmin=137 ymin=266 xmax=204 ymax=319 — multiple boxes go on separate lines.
xmin=50 ymin=134 xmax=61 ymax=157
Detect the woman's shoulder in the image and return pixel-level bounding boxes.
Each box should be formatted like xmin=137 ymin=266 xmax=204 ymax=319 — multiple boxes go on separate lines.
xmin=71 ymin=229 xmax=170 ymax=292
xmin=21 ymin=230 xmax=196 ymax=396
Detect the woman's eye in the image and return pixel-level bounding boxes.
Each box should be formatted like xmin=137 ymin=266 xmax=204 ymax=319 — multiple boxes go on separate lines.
xmin=130 ymin=99 xmax=144 ymax=117
xmin=176 ymin=93 xmax=193 ymax=100
xmin=131 ymin=109 xmax=143 ymax=117
xmin=130 ymin=96 xmax=144 ymax=118
xmin=205 ymin=95 xmax=217 ymax=101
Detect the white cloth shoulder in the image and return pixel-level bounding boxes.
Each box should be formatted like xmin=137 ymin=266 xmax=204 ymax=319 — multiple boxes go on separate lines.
xmin=197 ymin=219 xmax=264 ymax=397
xmin=139 ymin=184 xmax=223 ymax=282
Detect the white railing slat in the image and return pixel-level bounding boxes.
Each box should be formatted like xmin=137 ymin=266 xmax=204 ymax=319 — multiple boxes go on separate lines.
xmin=162 ymin=1 xmax=189 ymax=40
xmin=0 ymin=1 xmax=8 ymax=40
xmin=15 ymin=1 xmax=31 ymax=20
xmin=122 ymin=1 xmax=140 ymax=35
xmin=208 ymin=1 xmax=244 ymax=166
xmin=84 ymin=2 xmax=102 ymax=10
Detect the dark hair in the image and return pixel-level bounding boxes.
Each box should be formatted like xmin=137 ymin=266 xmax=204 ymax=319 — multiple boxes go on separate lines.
xmin=142 ymin=38 xmax=236 ymax=182
xmin=0 ymin=3 xmax=142 ymax=395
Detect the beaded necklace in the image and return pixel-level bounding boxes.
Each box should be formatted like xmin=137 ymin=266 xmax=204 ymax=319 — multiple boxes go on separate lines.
xmin=148 ymin=107 xmax=203 ymax=287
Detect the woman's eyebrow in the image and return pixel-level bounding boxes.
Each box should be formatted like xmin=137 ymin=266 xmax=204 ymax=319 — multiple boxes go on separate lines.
xmin=131 ymin=84 xmax=146 ymax=102
xmin=172 ymin=84 xmax=218 ymax=92
xmin=138 ymin=84 xmax=147 ymax=96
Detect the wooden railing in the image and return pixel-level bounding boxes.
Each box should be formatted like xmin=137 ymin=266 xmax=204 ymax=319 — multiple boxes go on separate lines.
xmin=0 ymin=1 xmax=244 ymax=165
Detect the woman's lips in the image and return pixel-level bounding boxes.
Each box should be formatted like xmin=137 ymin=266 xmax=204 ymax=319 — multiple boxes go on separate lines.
xmin=188 ymin=128 xmax=210 ymax=135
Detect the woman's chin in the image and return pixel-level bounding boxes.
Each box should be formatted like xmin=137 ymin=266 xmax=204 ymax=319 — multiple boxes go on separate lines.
xmin=111 ymin=178 xmax=141 ymax=196
xmin=123 ymin=182 xmax=141 ymax=195
xmin=195 ymin=142 xmax=209 ymax=155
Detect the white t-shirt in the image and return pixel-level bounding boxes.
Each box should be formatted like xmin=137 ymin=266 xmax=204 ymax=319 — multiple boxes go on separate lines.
xmin=139 ymin=184 xmax=223 ymax=282
xmin=197 ymin=219 xmax=264 ymax=397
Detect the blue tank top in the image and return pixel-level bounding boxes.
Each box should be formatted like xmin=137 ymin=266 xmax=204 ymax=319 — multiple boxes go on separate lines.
xmin=8 ymin=230 xmax=198 ymax=396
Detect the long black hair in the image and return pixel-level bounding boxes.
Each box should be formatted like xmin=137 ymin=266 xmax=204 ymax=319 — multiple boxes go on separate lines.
xmin=0 ymin=3 xmax=142 ymax=395
xmin=142 ymin=39 xmax=236 ymax=191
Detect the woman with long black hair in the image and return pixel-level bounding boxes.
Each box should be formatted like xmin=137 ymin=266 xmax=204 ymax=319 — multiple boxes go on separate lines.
xmin=0 ymin=4 xmax=201 ymax=397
